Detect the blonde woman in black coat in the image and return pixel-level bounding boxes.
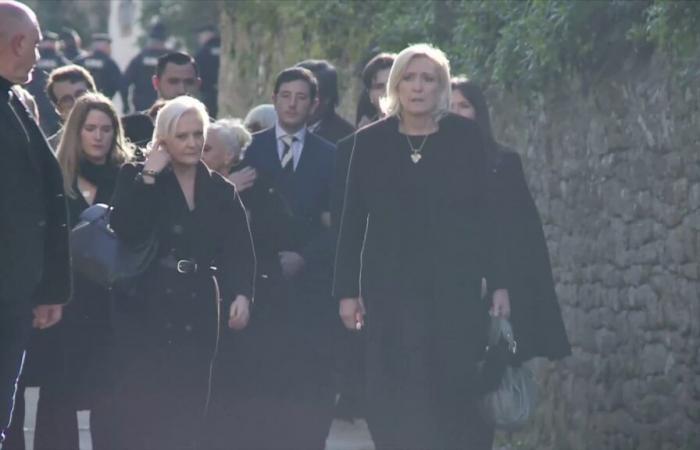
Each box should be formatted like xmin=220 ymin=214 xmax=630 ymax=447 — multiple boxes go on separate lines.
xmin=109 ymin=96 xmax=255 ymax=450
xmin=334 ymin=44 xmax=510 ymax=450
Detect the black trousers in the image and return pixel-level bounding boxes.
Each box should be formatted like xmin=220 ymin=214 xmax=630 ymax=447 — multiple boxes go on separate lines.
xmin=0 ymin=303 xmax=32 ymax=444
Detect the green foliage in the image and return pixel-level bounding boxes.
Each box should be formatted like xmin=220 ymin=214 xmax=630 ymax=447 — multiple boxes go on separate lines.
xmin=140 ymin=0 xmax=700 ymax=91
xmin=140 ymin=0 xmax=220 ymax=51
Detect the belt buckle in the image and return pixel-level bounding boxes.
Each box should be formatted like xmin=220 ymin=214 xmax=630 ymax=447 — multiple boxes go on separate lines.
xmin=176 ymin=259 xmax=197 ymax=274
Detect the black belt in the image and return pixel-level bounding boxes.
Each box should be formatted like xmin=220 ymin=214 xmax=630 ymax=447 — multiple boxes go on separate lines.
xmin=158 ymin=256 xmax=216 ymax=275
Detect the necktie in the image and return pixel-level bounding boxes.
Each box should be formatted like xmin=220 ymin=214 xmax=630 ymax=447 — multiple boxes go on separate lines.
xmin=280 ymin=134 xmax=296 ymax=173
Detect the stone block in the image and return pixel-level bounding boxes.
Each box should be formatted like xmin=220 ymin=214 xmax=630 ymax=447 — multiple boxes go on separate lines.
xmin=642 ymin=344 xmax=669 ymax=375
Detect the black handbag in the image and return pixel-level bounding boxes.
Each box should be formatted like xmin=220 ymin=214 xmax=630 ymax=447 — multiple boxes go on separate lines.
xmin=70 ymin=203 xmax=157 ymax=287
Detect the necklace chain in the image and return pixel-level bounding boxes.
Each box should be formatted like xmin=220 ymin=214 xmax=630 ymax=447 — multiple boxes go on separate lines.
xmin=406 ymin=134 xmax=429 ymax=163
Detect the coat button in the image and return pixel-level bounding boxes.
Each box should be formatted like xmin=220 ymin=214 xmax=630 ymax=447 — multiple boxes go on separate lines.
xmin=37 ymin=220 xmax=46 ymax=227
xmin=184 ymin=324 xmax=193 ymax=332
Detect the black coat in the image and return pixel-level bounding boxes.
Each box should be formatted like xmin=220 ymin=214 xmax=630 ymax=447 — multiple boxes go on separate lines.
xmin=109 ymin=162 xmax=255 ymax=448
xmin=333 ymin=114 xmax=506 ymax=448
xmin=313 ymin=111 xmax=355 ymax=144
xmin=0 ymin=80 xmax=71 ymax=310
xmin=75 ymin=50 xmax=127 ymax=104
xmin=487 ymin=148 xmax=571 ymax=362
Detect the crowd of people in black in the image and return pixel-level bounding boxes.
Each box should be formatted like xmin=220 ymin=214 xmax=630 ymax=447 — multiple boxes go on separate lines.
xmin=1 ymin=2 xmax=571 ymax=450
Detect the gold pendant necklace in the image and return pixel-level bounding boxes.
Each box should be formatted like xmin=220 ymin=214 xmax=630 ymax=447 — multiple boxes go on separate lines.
xmin=406 ymin=134 xmax=429 ymax=164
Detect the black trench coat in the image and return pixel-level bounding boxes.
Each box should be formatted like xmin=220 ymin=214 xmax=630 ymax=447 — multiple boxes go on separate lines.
xmin=333 ymin=114 xmax=506 ymax=449
xmin=109 ymin=162 xmax=255 ymax=450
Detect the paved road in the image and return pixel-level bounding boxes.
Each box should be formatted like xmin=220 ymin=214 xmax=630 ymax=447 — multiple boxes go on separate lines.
xmin=15 ymin=388 xmax=375 ymax=450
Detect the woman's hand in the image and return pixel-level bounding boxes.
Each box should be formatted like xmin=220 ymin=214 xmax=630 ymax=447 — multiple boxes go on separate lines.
xmin=491 ymin=288 xmax=511 ymax=318
xmin=339 ymin=297 xmax=365 ymax=331
xmin=143 ymin=140 xmax=171 ymax=174
xmin=228 ymin=167 xmax=257 ymax=192
xmin=228 ymin=295 xmax=251 ymax=330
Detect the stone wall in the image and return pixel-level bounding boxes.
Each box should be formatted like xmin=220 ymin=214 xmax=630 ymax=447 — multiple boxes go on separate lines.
xmin=488 ymin=54 xmax=700 ymax=449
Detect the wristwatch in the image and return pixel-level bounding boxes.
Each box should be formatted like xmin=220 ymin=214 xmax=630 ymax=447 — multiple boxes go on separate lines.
xmin=135 ymin=169 xmax=159 ymax=184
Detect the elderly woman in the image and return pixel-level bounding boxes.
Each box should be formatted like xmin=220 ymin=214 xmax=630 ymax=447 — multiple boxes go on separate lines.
xmin=334 ymin=44 xmax=510 ymax=450
xmin=243 ymin=103 xmax=277 ymax=133
xmin=5 ymin=93 xmax=132 ymax=450
xmin=203 ymin=117 xmax=257 ymax=192
xmin=109 ymin=96 xmax=255 ymax=449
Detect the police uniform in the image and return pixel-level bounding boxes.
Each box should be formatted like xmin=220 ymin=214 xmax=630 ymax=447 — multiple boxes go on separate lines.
xmin=76 ymin=43 xmax=126 ymax=103
xmin=195 ymin=36 xmax=221 ymax=118
xmin=123 ymin=47 xmax=168 ymax=113
xmin=26 ymin=44 xmax=70 ymax=135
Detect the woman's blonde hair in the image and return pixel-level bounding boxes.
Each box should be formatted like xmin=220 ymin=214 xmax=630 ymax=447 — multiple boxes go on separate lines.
xmin=380 ymin=43 xmax=451 ymax=121
xmin=56 ymin=92 xmax=133 ymax=198
xmin=151 ymin=95 xmax=209 ymax=147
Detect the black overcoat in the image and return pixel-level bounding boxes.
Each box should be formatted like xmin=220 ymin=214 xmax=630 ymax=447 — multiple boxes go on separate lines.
xmin=0 ymin=82 xmax=71 ymax=310
xmin=333 ymin=114 xmax=506 ymax=448
xmin=487 ymin=148 xmax=571 ymax=362
xmin=109 ymin=162 xmax=255 ymax=449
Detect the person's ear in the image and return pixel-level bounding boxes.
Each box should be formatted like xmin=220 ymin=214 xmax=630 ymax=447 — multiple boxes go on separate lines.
xmin=152 ymin=75 xmax=160 ymax=93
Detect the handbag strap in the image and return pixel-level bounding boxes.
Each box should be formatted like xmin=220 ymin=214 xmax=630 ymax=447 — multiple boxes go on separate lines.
xmin=488 ymin=316 xmax=518 ymax=354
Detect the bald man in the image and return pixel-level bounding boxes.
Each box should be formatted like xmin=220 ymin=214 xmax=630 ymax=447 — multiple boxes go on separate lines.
xmin=0 ymin=1 xmax=71 ymax=442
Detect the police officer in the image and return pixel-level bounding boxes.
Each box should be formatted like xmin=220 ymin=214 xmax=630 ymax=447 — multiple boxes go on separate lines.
xmin=58 ymin=27 xmax=87 ymax=62
xmin=75 ymin=34 xmax=127 ymax=104
xmin=26 ymin=31 xmax=70 ymax=135
xmin=122 ymin=21 xmax=168 ymax=113
xmin=194 ymin=25 xmax=220 ymax=118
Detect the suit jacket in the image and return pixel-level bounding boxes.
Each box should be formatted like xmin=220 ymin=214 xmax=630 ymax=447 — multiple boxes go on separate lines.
xmin=243 ymin=127 xmax=335 ymax=270
xmin=0 ymin=80 xmax=71 ymax=308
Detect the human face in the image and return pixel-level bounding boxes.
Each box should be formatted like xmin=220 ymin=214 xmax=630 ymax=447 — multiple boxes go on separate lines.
xmin=155 ymin=63 xmax=200 ymax=100
xmin=52 ymin=80 xmax=90 ymax=120
xmin=397 ymin=56 xmax=441 ymax=118
xmin=369 ymin=68 xmax=390 ymax=111
xmin=450 ymin=89 xmax=476 ymax=120
xmin=273 ymin=79 xmax=317 ymax=134
xmin=203 ymin=130 xmax=238 ymax=174
xmin=163 ymin=110 xmax=205 ymax=167
xmin=80 ymin=109 xmax=114 ymax=165
xmin=13 ymin=22 xmax=41 ymax=84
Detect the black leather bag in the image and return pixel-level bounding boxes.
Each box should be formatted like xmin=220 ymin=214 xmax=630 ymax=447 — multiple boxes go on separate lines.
xmin=70 ymin=203 xmax=157 ymax=287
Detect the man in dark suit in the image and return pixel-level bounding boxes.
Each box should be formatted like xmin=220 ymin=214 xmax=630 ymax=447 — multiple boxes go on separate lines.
xmin=0 ymin=1 xmax=72 ymax=443
xmin=219 ymin=67 xmax=336 ymax=450
xmin=296 ymin=59 xmax=355 ymax=144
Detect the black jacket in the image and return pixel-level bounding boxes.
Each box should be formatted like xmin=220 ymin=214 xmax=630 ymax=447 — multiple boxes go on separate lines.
xmin=312 ymin=111 xmax=355 ymax=144
xmin=0 ymin=78 xmax=72 ymax=308
xmin=110 ymin=162 xmax=255 ymax=304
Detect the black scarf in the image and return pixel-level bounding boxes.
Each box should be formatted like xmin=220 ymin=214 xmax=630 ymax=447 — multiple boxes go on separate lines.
xmin=78 ymin=158 xmax=119 ymax=199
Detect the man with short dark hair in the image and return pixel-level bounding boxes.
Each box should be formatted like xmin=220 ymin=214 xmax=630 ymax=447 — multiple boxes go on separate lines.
xmin=152 ymin=51 xmax=201 ymax=101
xmin=44 ymin=64 xmax=97 ymax=147
xmin=0 ymin=1 xmax=71 ymax=443
xmin=296 ymin=59 xmax=355 ymax=143
xmin=214 ymin=67 xmax=336 ymax=450
xmin=122 ymin=51 xmax=201 ymax=147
